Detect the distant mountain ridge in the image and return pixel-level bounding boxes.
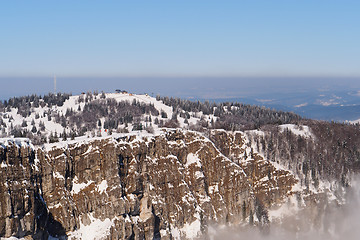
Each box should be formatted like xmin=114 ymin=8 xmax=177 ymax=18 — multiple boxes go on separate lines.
xmin=209 ymin=97 xmax=360 ymax=122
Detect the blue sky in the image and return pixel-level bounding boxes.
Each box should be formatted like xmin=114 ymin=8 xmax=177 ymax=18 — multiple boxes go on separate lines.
xmin=1 ymin=0 xmax=359 ymax=78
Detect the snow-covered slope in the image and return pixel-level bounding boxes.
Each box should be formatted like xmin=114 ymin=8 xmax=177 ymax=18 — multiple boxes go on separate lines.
xmin=0 ymin=92 xmax=216 ymax=144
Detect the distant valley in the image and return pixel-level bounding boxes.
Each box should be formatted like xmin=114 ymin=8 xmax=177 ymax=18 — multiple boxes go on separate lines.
xmin=207 ymin=89 xmax=360 ymax=122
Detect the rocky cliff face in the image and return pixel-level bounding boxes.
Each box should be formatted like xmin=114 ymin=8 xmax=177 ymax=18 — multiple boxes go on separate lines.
xmin=0 ymin=129 xmax=342 ymax=239
xmin=0 ymin=139 xmax=49 ymax=239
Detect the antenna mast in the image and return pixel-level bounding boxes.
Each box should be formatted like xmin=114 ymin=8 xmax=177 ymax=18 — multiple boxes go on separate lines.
xmin=54 ymin=74 xmax=57 ymax=94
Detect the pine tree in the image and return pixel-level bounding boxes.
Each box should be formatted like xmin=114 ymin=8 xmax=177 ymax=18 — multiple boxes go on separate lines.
xmin=54 ymin=131 xmax=59 ymax=142
xmin=62 ymin=130 xmax=67 ymax=141
xmin=21 ymin=120 xmax=27 ymax=127
xmin=154 ymin=118 xmax=159 ymax=125
xmin=31 ymin=125 xmax=37 ymax=133
xmin=161 ymin=110 xmax=167 ymax=118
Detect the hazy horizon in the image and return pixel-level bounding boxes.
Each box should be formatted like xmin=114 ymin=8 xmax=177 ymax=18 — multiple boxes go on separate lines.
xmin=1 ymin=76 xmax=360 ymax=101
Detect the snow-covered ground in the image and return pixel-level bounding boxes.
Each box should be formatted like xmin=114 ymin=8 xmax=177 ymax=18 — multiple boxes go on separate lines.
xmin=0 ymin=92 xmax=211 ymax=143
xmin=279 ymin=124 xmax=313 ymax=138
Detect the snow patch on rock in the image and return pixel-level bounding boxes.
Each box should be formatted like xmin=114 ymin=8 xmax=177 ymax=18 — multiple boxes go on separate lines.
xmin=71 ymin=177 xmax=94 ymax=194
xmin=185 ymin=153 xmax=202 ymax=168
xmin=68 ymin=213 xmax=114 ymax=240
xmin=97 ymin=180 xmax=108 ymax=194
xmin=180 ymin=219 xmax=201 ymax=239
xmin=0 ymin=138 xmax=34 ymax=149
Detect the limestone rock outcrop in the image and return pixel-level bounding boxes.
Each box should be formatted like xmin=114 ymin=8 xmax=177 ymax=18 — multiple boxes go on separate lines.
xmin=0 ymin=130 xmax=300 ymax=239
